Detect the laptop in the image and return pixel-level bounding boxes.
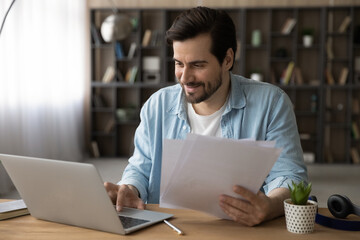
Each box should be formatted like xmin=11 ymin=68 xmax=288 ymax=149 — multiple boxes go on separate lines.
xmin=0 ymin=153 xmax=173 ymax=235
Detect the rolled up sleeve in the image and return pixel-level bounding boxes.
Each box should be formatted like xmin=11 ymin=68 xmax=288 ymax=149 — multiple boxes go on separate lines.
xmin=118 ymin=102 xmax=152 ymax=202
xmin=262 ymin=89 xmax=308 ymax=194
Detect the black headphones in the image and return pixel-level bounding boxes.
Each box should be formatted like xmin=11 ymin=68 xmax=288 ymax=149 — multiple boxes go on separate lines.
xmin=309 ymin=195 xmax=360 ymax=231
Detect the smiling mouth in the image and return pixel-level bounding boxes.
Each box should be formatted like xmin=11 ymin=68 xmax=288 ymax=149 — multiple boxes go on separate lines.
xmin=184 ymin=83 xmax=202 ymax=93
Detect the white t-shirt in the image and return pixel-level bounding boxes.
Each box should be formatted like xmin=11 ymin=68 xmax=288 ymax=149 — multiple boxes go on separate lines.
xmin=187 ymin=101 xmax=227 ymax=137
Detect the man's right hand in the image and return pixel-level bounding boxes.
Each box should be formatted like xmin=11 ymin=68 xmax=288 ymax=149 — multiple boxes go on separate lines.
xmin=104 ymin=182 xmax=145 ymax=212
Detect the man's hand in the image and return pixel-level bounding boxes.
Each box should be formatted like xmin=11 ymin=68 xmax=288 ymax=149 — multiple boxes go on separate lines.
xmin=104 ymin=182 xmax=145 ymax=212
xmin=219 ymin=185 xmax=290 ymax=226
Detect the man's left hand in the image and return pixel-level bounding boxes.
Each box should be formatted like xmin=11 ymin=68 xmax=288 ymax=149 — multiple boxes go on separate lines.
xmin=219 ymin=185 xmax=288 ymax=226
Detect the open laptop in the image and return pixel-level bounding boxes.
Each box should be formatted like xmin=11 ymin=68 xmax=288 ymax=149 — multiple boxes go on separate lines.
xmin=0 ymin=153 xmax=172 ymax=235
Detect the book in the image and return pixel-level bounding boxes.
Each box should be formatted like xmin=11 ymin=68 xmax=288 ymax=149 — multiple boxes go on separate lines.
xmin=355 ymin=56 xmax=360 ymax=72
xmin=150 ymin=30 xmax=160 ymax=46
xmin=104 ymin=118 xmax=115 ymax=133
xmin=90 ymin=23 xmax=103 ymax=46
xmin=102 ymin=66 xmax=115 ymax=83
xmin=117 ymin=69 xmax=125 ymax=82
xmin=279 ymin=69 xmax=286 ymax=84
xmin=0 ymin=199 xmax=29 ymax=220
xmin=352 ymin=121 xmax=360 ymax=139
xmin=325 ymin=68 xmax=335 ymax=85
xmin=127 ymin=42 xmax=137 ymax=59
xmin=328 ymin=11 xmax=334 ymax=32
xmin=294 ymin=67 xmax=303 ymax=85
xmin=129 ymin=66 xmax=138 ymax=84
xmin=125 ymin=66 xmax=138 ymax=84
xmin=338 ymin=16 xmax=351 ymax=33
xmin=115 ymin=42 xmax=125 ymax=60
xmin=90 ymin=141 xmax=100 ymax=158
xmin=280 ymin=61 xmax=295 ymax=85
xmin=92 ymin=94 xmax=105 ymax=108
xmin=125 ymin=68 xmax=132 ymax=83
xmin=142 ymin=29 xmax=152 ymax=47
xmin=351 ymin=148 xmax=360 ymax=164
xmin=338 ymin=67 xmax=349 ymax=85
xmin=281 ymin=18 xmax=296 ymax=34
xmin=326 ymin=38 xmax=334 ymax=60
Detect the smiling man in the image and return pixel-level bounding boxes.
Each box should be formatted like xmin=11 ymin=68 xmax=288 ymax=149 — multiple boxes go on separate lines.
xmin=105 ymin=6 xmax=308 ymax=226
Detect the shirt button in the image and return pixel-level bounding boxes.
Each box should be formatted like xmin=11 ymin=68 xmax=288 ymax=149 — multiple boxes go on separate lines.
xmin=182 ymin=126 xmax=187 ymax=130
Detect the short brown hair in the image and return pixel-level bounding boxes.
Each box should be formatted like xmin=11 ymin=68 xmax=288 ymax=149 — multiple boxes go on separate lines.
xmin=166 ymin=7 xmax=237 ymax=70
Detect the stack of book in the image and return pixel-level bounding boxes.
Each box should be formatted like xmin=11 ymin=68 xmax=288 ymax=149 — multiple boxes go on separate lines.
xmin=0 ymin=199 xmax=29 ymax=220
xmin=281 ymin=18 xmax=296 ymax=34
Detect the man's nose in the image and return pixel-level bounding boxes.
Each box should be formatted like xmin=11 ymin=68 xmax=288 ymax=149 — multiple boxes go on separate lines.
xmin=179 ymin=67 xmax=193 ymax=84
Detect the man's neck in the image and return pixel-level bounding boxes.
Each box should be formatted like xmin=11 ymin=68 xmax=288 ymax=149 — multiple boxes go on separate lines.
xmin=192 ymin=73 xmax=231 ymax=116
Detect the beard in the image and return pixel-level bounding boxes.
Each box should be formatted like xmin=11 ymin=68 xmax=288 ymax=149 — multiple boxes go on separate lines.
xmin=181 ymin=73 xmax=223 ymax=104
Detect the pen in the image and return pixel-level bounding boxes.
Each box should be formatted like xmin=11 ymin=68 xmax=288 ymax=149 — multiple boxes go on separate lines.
xmin=164 ymin=220 xmax=184 ymax=235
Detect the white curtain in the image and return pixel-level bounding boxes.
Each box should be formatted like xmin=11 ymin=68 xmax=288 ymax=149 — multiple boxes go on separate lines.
xmin=0 ymin=0 xmax=87 ymax=194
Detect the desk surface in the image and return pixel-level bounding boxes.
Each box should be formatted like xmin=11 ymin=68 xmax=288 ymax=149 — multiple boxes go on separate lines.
xmin=0 ymin=200 xmax=359 ymax=240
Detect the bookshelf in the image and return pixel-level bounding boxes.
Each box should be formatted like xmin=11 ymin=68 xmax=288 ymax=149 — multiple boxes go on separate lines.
xmin=90 ymin=6 xmax=360 ymax=164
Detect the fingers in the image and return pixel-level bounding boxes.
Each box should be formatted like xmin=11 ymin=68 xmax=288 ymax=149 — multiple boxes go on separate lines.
xmin=219 ymin=198 xmax=250 ymax=225
xmin=231 ymin=185 xmax=267 ymax=211
xmin=104 ymin=182 xmax=145 ymax=212
xmin=219 ymin=194 xmax=265 ymax=226
xmin=104 ymin=182 xmax=120 ymax=204
xmin=116 ymin=185 xmax=130 ymax=211
xmin=219 ymin=194 xmax=252 ymax=214
xmin=116 ymin=184 xmax=145 ymax=212
xmin=136 ymin=199 xmax=146 ymax=210
xmin=232 ymin=185 xmax=258 ymax=203
xmin=219 ymin=185 xmax=268 ymax=226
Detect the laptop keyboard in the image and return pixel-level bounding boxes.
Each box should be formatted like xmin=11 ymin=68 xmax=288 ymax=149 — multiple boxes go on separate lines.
xmin=119 ymin=215 xmax=150 ymax=229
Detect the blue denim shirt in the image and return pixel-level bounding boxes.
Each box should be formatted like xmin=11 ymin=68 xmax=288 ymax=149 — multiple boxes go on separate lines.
xmin=119 ymin=73 xmax=308 ymax=203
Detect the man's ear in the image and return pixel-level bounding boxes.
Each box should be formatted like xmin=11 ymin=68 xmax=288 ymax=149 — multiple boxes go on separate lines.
xmin=223 ymin=48 xmax=234 ymax=71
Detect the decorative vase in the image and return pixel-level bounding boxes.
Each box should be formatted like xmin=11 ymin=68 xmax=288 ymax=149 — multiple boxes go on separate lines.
xmin=251 ymin=29 xmax=262 ymax=47
xmin=250 ymin=73 xmax=263 ymax=82
xmin=303 ymin=35 xmax=313 ymax=47
xmin=284 ymin=199 xmax=318 ymax=234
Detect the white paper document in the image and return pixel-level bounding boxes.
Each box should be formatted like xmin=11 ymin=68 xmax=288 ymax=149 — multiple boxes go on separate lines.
xmin=159 ymin=134 xmax=282 ymax=219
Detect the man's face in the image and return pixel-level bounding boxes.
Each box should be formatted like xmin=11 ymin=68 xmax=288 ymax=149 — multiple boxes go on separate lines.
xmin=173 ymin=34 xmax=226 ymax=104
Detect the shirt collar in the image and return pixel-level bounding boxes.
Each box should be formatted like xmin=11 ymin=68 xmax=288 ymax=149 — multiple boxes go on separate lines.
xmin=227 ymin=72 xmax=246 ymax=111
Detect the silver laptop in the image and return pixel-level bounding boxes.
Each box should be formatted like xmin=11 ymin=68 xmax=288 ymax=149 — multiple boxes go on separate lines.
xmin=0 ymin=153 xmax=172 ymax=235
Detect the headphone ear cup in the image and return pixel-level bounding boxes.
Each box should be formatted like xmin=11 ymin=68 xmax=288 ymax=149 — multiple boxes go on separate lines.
xmin=327 ymin=194 xmax=352 ymax=219
xmin=309 ymin=195 xmax=318 ymax=202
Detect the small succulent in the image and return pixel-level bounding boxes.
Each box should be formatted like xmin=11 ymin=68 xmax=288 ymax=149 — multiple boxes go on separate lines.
xmin=302 ymin=28 xmax=314 ymax=36
xmin=288 ymin=180 xmax=312 ymax=205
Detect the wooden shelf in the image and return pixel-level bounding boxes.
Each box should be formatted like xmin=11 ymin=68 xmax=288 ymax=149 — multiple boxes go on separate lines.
xmin=89 ymin=6 xmax=360 ymax=164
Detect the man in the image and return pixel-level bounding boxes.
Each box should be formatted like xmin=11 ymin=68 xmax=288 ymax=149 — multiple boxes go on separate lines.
xmin=105 ymin=6 xmax=307 ymax=226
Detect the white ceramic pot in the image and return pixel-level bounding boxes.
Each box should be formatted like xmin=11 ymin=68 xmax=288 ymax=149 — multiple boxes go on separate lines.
xmin=250 ymin=73 xmax=263 ymax=82
xmin=284 ymin=199 xmax=318 ymax=234
xmin=303 ymin=35 xmax=313 ymax=47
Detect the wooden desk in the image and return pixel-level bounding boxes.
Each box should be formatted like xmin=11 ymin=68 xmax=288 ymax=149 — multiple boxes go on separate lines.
xmin=0 ymin=200 xmax=359 ymax=240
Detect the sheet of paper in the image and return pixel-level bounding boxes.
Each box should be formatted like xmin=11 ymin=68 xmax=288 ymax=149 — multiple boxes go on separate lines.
xmin=161 ymin=135 xmax=275 ymax=195
xmin=160 ymin=139 xmax=186 ymax=209
xmin=160 ymin=134 xmax=282 ymax=219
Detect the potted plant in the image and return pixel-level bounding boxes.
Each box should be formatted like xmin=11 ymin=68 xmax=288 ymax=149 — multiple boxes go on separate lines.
xmin=284 ymin=181 xmax=318 ymax=234
xmin=302 ymin=28 xmax=314 ymax=47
